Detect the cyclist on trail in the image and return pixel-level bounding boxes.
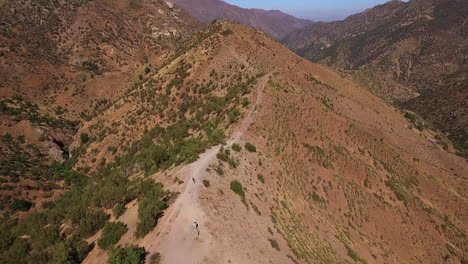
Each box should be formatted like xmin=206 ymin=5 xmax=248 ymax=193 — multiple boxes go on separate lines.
xmin=193 ymin=222 xmax=200 ymax=236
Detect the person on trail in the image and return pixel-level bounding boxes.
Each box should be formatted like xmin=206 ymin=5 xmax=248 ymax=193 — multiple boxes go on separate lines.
xmin=192 ymin=177 xmax=196 ymax=183
xmin=193 ymin=222 xmax=200 ymax=236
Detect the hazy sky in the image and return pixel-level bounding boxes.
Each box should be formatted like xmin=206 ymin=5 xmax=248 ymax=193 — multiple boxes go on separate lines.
xmin=224 ymin=0 xmax=404 ymax=21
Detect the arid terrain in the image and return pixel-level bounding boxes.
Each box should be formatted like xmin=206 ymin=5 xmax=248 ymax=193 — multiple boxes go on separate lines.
xmin=283 ymin=0 xmax=468 ymax=154
xmin=0 ymin=1 xmax=466 ymax=264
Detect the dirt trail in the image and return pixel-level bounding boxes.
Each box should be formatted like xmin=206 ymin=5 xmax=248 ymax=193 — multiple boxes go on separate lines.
xmin=142 ymin=76 xmax=268 ymax=263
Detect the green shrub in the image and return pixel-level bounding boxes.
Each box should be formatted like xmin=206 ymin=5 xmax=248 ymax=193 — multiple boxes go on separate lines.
xmin=310 ymin=191 xmax=325 ymax=203
xmin=98 ymin=222 xmax=128 ymax=250
xmin=77 ymin=209 xmax=108 ymax=238
xmin=257 ymin=174 xmax=265 ymax=184
xmin=231 ymin=143 xmax=241 ymax=152
xmin=113 ymin=203 xmax=126 ymax=219
xmin=50 ymin=236 xmax=89 ymax=264
xmin=80 ymin=133 xmax=90 ymax=144
xmin=268 ymin=238 xmax=280 ymax=251
xmin=11 ymin=198 xmax=33 ymax=211
xmin=135 ymin=182 xmax=169 ymax=238
xmin=245 ymin=142 xmax=256 ymax=152
xmin=108 ymin=245 xmax=146 ymax=264
xmin=230 ymin=180 xmax=245 ymax=198
xmin=346 ymin=245 xmax=367 ymax=264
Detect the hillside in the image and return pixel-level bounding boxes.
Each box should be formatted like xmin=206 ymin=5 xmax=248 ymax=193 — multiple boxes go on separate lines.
xmin=0 ymin=0 xmax=200 ymax=218
xmin=0 ymin=4 xmax=466 ymax=264
xmin=169 ymin=0 xmax=313 ymax=40
xmin=39 ymin=21 xmax=466 ymax=264
xmin=283 ymin=0 xmax=468 ymax=153
xmin=0 ymin=0 xmax=200 ymax=113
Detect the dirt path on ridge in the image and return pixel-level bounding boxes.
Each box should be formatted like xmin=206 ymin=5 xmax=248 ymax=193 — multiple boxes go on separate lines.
xmin=141 ymin=75 xmax=268 ymax=263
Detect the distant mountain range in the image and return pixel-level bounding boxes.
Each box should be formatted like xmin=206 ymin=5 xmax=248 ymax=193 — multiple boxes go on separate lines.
xmin=169 ymin=0 xmax=314 ymax=40
xmin=284 ymin=0 xmax=468 ymax=151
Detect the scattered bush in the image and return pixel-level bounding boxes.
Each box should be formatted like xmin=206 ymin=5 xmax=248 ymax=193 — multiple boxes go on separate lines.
xmin=310 ymin=191 xmax=325 ymax=203
xmin=230 ymin=180 xmax=245 ymax=198
xmin=80 ymin=133 xmax=90 ymax=144
xmin=231 ymin=143 xmax=241 ymax=152
xmin=174 ymin=177 xmax=184 ymax=185
xmin=245 ymin=142 xmax=256 ymax=152
xmin=257 ymin=174 xmax=265 ymax=184
xmin=202 ymin=179 xmax=210 ymax=187
xmin=98 ymin=222 xmax=128 ymax=250
xmin=268 ymin=238 xmax=280 ymax=251
xmin=108 ymin=245 xmax=146 ymax=264
xmin=11 ymin=198 xmax=33 ymax=211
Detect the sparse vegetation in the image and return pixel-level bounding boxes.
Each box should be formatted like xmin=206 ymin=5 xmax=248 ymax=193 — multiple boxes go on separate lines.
xmin=257 ymin=174 xmax=265 ymax=183
xmin=346 ymin=245 xmax=367 ymax=264
xmin=230 ymin=180 xmax=245 ymax=198
xmin=10 ymin=198 xmax=33 ymax=212
xmin=231 ymin=143 xmax=242 ymax=152
xmin=245 ymin=142 xmax=257 ymax=152
xmin=202 ymin=179 xmax=210 ymax=187
xmin=269 ymin=238 xmax=280 ymax=251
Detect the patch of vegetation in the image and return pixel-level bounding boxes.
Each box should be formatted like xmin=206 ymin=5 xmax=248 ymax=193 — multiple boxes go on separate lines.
xmin=245 ymin=142 xmax=257 ymax=152
xmin=231 ymin=143 xmax=242 ymax=152
xmin=10 ymin=198 xmax=33 ymax=212
xmin=113 ymin=203 xmax=126 ymax=219
xmin=108 ymin=245 xmax=146 ymax=264
xmin=230 ymin=180 xmax=245 ymax=198
xmin=404 ymin=112 xmax=425 ymax=131
xmin=98 ymin=222 xmax=128 ymax=250
xmin=202 ymin=179 xmax=210 ymax=187
xmin=346 ymin=245 xmax=367 ymax=264
xmin=174 ymin=177 xmax=184 ymax=185
xmin=320 ymin=96 xmax=334 ymax=110
xmin=0 ymin=97 xmax=79 ymax=128
xmin=303 ymin=143 xmax=334 ymax=169
xmin=135 ymin=180 xmax=169 ymax=238
xmin=82 ymin=60 xmax=100 ymax=74
xmin=216 ymin=147 xmax=239 ymax=168
xmin=310 ymin=191 xmax=326 ymax=204
xmin=80 ymin=133 xmax=90 ymax=144
xmin=269 ymin=238 xmax=280 ymax=251
xmin=385 ymin=177 xmax=412 ymax=206
xmin=257 ymin=174 xmax=265 ymax=184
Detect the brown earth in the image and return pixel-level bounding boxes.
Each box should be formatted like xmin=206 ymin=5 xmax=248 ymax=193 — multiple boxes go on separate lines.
xmin=81 ymin=22 xmax=467 ymax=264
xmin=283 ymin=0 xmax=468 ymax=151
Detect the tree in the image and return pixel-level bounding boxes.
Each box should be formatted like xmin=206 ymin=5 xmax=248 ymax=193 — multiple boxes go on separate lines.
xmin=107 ymin=245 xmax=146 ymax=264
xmin=135 ymin=182 xmax=168 ymax=238
xmin=98 ymin=222 xmax=128 ymax=250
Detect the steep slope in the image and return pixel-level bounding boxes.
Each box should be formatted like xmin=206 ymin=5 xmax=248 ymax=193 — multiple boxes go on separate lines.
xmin=75 ymin=22 xmax=465 ymax=264
xmin=284 ymin=0 xmax=468 ymax=153
xmin=0 ymin=0 xmax=200 ymax=113
xmin=0 ymin=8 xmax=466 ymax=264
xmin=169 ymin=0 xmax=313 ymax=40
xmin=0 ymin=0 xmax=200 ymax=217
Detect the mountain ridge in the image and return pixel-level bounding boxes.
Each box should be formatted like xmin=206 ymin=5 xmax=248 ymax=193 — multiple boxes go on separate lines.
xmin=284 ymin=0 xmax=468 ymax=153
xmin=169 ymin=0 xmax=314 ymax=40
